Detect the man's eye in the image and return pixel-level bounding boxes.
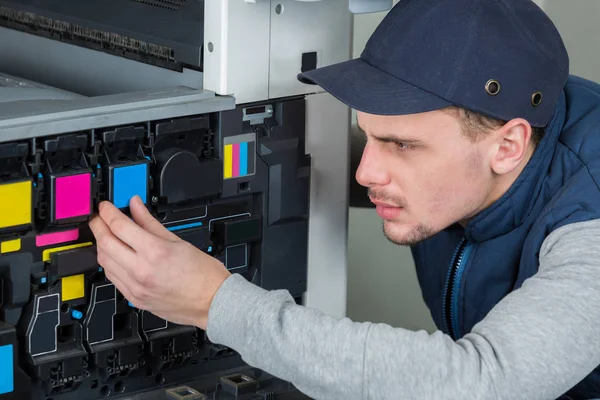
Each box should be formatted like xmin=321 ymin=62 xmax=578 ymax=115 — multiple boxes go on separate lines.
xmin=371 ymin=136 xmax=413 ymax=151
xmin=392 ymin=141 xmax=409 ymax=150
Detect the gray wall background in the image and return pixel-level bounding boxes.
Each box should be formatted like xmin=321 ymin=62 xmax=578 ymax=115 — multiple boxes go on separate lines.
xmin=345 ymin=0 xmax=600 ymax=332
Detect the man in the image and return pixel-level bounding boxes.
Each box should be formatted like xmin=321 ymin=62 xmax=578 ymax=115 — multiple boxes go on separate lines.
xmin=88 ymin=0 xmax=600 ymax=398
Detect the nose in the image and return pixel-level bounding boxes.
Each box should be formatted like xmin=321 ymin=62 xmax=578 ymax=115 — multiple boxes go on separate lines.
xmin=355 ymin=142 xmax=390 ymax=188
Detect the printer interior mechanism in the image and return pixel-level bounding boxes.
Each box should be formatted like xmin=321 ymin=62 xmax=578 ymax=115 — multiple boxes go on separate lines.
xmin=0 ymin=0 xmax=387 ymax=398
xmin=0 ymin=0 xmax=205 ymax=72
xmin=0 ymin=75 xmax=311 ymax=399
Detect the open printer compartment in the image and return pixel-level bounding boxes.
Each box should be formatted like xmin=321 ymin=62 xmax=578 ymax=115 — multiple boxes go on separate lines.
xmin=0 ymin=75 xmax=312 ymax=399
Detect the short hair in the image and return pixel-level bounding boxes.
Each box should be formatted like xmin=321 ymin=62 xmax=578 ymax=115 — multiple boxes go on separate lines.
xmin=444 ymin=106 xmax=545 ymax=148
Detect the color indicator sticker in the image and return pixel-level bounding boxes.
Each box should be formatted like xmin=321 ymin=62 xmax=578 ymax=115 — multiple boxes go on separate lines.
xmin=55 ymin=173 xmax=92 ymax=220
xmin=112 ymin=163 xmax=148 ymax=209
xmin=0 ymin=239 xmax=21 ymax=254
xmin=167 ymin=221 xmax=203 ymax=232
xmin=0 ymin=344 xmax=13 ymax=394
xmin=62 ymin=274 xmax=85 ymax=302
xmin=223 ymin=133 xmax=256 ymax=179
xmin=0 ymin=180 xmax=32 ymax=230
xmin=36 ymin=228 xmax=79 ymax=247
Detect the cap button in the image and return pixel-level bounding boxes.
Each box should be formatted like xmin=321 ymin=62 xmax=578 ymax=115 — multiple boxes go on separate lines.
xmin=531 ymin=91 xmax=543 ymax=107
xmin=485 ymin=79 xmax=501 ymax=96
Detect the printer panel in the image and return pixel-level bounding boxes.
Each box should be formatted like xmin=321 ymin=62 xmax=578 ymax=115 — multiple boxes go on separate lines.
xmin=0 ymin=95 xmax=311 ymax=399
xmin=203 ymin=0 xmax=353 ymax=103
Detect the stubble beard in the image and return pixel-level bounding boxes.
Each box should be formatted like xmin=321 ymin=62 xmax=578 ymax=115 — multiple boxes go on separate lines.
xmin=382 ymin=220 xmax=436 ymax=247
xmin=369 ymin=188 xmax=436 ymax=246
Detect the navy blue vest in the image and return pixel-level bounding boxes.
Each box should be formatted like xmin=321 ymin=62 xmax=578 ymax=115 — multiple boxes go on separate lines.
xmin=411 ymin=75 xmax=600 ymax=399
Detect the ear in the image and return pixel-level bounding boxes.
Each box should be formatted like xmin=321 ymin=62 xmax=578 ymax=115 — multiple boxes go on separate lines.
xmin=490 ymin=118 xmax=532 ymax=175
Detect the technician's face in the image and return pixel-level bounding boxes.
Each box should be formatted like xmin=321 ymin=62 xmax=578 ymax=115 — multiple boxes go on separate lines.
xmin=355 ymin=110 xmax=493 ymax=246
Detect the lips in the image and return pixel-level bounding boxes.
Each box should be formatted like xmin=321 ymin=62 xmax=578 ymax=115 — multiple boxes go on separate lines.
xmin=371 ymin=199 xmax=403 ymax=220
xmin=370 ymin=199 xmax=397 ymax=208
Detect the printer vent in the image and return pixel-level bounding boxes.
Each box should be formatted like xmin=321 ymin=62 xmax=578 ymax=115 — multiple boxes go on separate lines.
xmin=0 ymin=5 xmax=177 ymax=66
xmin=132 ymin=0 xmax=189 ymax=11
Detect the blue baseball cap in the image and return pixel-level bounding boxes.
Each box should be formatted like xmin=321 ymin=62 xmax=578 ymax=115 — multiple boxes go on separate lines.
xmin=298 ymin=0 xmax=569 ymax=128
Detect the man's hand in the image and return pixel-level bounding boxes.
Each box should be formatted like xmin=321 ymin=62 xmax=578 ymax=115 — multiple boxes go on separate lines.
xmin=88 ymin=195 xmax=231 ymax=330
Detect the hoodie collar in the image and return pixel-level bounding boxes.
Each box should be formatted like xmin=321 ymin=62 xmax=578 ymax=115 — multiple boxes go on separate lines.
xmin=463 ymin=90 xmax=567 ymax=243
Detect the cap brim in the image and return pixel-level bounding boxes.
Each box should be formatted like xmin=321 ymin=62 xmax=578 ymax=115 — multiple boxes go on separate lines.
xmin=298 ymin=58 xmax=452 ymax=115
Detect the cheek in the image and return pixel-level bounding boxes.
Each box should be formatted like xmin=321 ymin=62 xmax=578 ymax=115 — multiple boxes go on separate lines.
xmin=409 ymin=156 xmax=475 ymax=216
xmin=424 ymin=176 xmax=460 ymax=215
xmin=426 ymin=152 xmax=487 ymax=216
xmin=388 ymin=162 xmax=443 ymax=219
xmin=388 ymin=148 xmax=485 ymax=218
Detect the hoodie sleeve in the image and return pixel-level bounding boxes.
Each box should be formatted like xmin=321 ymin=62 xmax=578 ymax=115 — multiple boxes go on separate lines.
xmin=206 ymin=218 xmax=600 ymax=400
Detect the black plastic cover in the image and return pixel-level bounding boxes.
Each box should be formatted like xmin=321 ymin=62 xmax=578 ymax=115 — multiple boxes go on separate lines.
xmin=0 ymin=141 xmax=28 ymax=181
xmin=48 ymin=246 xmax=97 ymax=279
xmin=213 ymin=216 xmax=262 ymax=248
xmin=156 ymin=151 xmax=222 ymax=204
xmin=153 ymin=115 xmax=222 ymax=204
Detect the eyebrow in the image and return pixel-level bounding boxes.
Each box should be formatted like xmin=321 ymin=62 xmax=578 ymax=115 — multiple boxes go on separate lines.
xmin=357 ymin=123 xmax=425 ymax=146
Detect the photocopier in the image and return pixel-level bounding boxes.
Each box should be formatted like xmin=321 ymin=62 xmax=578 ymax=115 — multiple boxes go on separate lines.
xmin=0 ymin=0 xmax=392 ymax=399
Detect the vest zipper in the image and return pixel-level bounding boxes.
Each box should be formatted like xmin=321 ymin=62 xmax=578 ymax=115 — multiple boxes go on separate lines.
xmin=442 ymin=238 xmax=472 ymax=340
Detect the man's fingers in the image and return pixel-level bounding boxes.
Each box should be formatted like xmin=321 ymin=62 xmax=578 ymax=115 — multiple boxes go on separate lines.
xmin=100 ymin=257 xmax=130 ymax=295
xmin=102 ymin=266 xmax=139 ymax=309
xmin=90 ymin=215 xmax=138 ymax=274
xmin=129 ymin=196 xmax=179 ymax=241
xmin=96 ymin=245 xmax=148 ymax=309
xmin=101 ymin=256 xmax=158 ymax=312
xmin=98 ymin=201 xmax=161 ymax=252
